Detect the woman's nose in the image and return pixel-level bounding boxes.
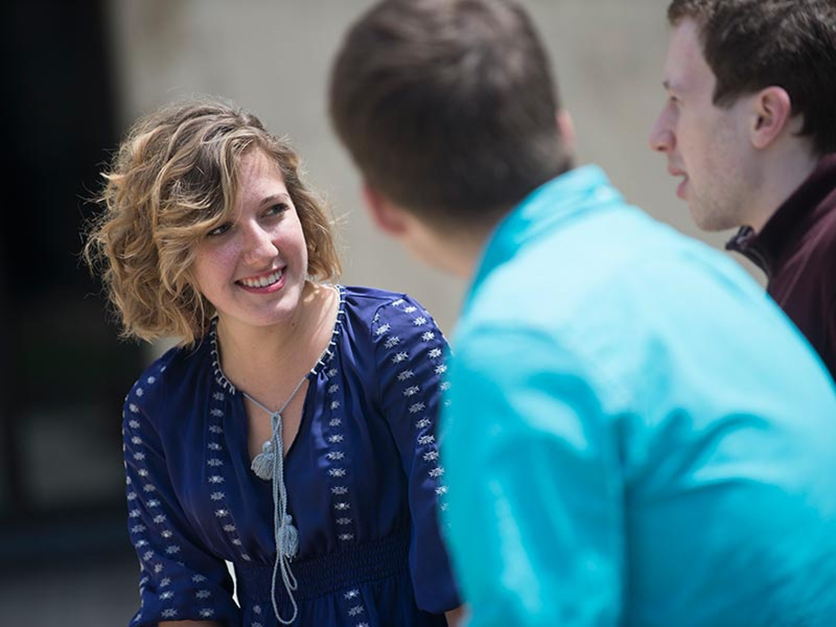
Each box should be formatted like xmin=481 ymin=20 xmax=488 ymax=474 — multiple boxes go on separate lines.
xmin=242 ymin=223 xmax=278 ymax=265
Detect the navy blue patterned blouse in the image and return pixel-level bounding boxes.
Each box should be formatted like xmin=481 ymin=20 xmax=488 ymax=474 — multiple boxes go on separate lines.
xmin=122 ymin=286 xmax=459 ymax=626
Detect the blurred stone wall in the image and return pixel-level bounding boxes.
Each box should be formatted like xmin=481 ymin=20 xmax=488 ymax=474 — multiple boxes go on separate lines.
xmin=106 ymin=0 xmax=759 ymax=344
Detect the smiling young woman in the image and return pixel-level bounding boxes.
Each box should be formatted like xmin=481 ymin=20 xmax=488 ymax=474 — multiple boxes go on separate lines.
xmin=84 ymin=98 xmax=462 ymax=627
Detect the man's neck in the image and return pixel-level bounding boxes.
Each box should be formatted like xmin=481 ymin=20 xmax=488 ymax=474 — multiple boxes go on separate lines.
xmin=748 ymin=147 xmax=819 ymax=234
xmin=446 ymin=221 xmax=501 ymax=279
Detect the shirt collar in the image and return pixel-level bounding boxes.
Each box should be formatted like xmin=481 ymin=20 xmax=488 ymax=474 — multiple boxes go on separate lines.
xmin=468 ymin=165 xmax=621 ymax=295
xmin=726 ymin=154 xmax=836 ymax=275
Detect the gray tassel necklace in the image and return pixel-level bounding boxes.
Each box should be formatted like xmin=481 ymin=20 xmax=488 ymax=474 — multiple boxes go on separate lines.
xmin=242 ymin=374 xmax=308 ymax=625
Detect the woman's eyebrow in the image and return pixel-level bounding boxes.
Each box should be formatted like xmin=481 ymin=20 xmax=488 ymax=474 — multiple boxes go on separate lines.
xmin=261 ymin=192 xmax=291 ymax=206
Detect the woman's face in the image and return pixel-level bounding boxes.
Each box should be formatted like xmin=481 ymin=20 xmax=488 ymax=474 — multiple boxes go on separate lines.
xmin=191 ymin=148 xmax=309 ymax=332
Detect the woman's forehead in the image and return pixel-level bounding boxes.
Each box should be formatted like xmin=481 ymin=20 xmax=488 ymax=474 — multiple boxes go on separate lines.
xmin=231 ymin=149 xmax=291 ymax=210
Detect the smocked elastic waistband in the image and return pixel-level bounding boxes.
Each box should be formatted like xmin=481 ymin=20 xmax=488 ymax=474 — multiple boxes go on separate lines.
xmin=234 ymin=527 xmax=411 ymax=604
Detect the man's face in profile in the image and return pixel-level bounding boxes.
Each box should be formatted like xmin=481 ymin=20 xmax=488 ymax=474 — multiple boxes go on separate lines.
xmin=649 ymin=18 xmax=755 ymax=231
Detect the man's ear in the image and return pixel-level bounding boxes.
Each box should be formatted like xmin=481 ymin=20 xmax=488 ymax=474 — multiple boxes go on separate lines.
xmin=362 ymin=184 xmax=408 ymax=236
xmin=556 ymin=109 xmax=576 ymax=155
xmin=751 ymin=86 xmax=793 ymax=150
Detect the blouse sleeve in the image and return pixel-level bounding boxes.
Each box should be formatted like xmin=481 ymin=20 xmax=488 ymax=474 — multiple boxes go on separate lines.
xmin=370 ymin=294 xmax=461 ymax=614
xmin=122 ymin=381 xmax=240 ymax=626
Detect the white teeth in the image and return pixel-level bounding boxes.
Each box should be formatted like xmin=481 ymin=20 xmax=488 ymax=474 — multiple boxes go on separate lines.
xmin=241 ymin=269 xmax=282 ymax=288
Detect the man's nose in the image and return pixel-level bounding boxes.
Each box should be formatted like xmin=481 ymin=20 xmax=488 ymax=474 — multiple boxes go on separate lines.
xmin=649 ymin=110 xmax=674 ymax=153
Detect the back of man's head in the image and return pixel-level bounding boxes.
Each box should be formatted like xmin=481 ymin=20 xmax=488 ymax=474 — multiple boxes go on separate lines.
xmin=330 ymin=0 xmax=572 ymax=230
xmin=668 ymin=0 xmax=836 ymax=156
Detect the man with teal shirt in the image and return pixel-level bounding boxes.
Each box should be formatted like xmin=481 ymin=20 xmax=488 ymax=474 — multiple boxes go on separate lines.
xmin=329 ymin=1 xmax=836 ymax=625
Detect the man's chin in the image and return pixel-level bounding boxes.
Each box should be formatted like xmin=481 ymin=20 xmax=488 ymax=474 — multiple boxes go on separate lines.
xmin=689 ymin=203 xmax=733 ymax=233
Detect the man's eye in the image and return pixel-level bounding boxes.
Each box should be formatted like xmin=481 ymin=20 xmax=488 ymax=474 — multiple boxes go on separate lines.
xmin=207 ymin=222 xmax=232 ymax=237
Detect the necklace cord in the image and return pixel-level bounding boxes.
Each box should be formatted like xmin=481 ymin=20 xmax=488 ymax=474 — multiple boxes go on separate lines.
xmin=221 ymin=284 xmax=344 ymax=623
xmin=243 ymin=375 xmax=307 ymax=625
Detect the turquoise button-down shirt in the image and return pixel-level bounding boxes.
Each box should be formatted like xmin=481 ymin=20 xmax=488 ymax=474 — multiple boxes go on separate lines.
xmin=442 ymin=166 xmax=836 ymax=627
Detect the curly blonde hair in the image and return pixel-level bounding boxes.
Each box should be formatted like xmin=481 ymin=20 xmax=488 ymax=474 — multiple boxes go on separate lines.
xmin=84 ymin=98 xmax=341 ymax=346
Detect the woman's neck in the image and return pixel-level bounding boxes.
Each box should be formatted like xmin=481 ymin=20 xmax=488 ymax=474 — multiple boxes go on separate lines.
xmin=216 ymin=282 xmax=338 ymax=395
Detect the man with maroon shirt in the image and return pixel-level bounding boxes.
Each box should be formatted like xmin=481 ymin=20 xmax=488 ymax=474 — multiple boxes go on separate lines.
xmin=650 ymin=0 xmax=836 ymax=380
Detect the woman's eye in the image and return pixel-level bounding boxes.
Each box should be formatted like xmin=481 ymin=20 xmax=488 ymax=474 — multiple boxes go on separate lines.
xmin=207 ymin=222 xmax=232 ymax=237
xmin=265 ymin=203 xmax=288 ymax=217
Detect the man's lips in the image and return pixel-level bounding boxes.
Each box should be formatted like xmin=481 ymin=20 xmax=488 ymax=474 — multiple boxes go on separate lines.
xmin=668 ymin=166 xmax=688 ymax=199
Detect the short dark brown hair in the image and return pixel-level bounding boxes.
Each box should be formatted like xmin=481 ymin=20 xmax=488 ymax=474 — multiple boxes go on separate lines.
xmin=330 ymin=0 xmax=571 ymax=229
xmin=668 ymin=0 xmax=836 ymax=155
xmin=84 ymin=98 xmax=341 ymax=346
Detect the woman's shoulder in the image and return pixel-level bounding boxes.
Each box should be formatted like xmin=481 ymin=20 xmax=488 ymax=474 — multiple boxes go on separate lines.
xmin=338 ymin=284 xmax=444 ymax=353
xmin=124 ymin=339 xmax=213 ymax=419
xmin=339 ymin=284 xmax=432 ymax=320
xmin=341 ymin=284 xmax=407 ymax=306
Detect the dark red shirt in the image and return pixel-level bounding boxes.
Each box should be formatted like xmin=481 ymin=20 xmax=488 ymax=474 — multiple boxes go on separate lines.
xmin=727 ymin=154 xmax=836 ymax=381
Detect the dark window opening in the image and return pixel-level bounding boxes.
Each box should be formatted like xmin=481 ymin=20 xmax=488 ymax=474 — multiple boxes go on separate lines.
xmin=1 ymin=0 xmax=144 ymax=568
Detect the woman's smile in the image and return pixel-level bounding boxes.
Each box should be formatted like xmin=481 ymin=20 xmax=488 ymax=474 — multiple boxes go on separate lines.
xmin=237 ymin=267 xmax=285 ymax=292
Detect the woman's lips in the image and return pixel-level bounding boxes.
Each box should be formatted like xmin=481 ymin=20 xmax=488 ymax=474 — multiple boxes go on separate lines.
xmin=237 ymin=268 xmax=285 ymax=293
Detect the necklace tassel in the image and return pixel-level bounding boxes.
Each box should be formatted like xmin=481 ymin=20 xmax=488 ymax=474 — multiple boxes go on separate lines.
xmin=250 ymin=440 xmax=275 ymax=480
